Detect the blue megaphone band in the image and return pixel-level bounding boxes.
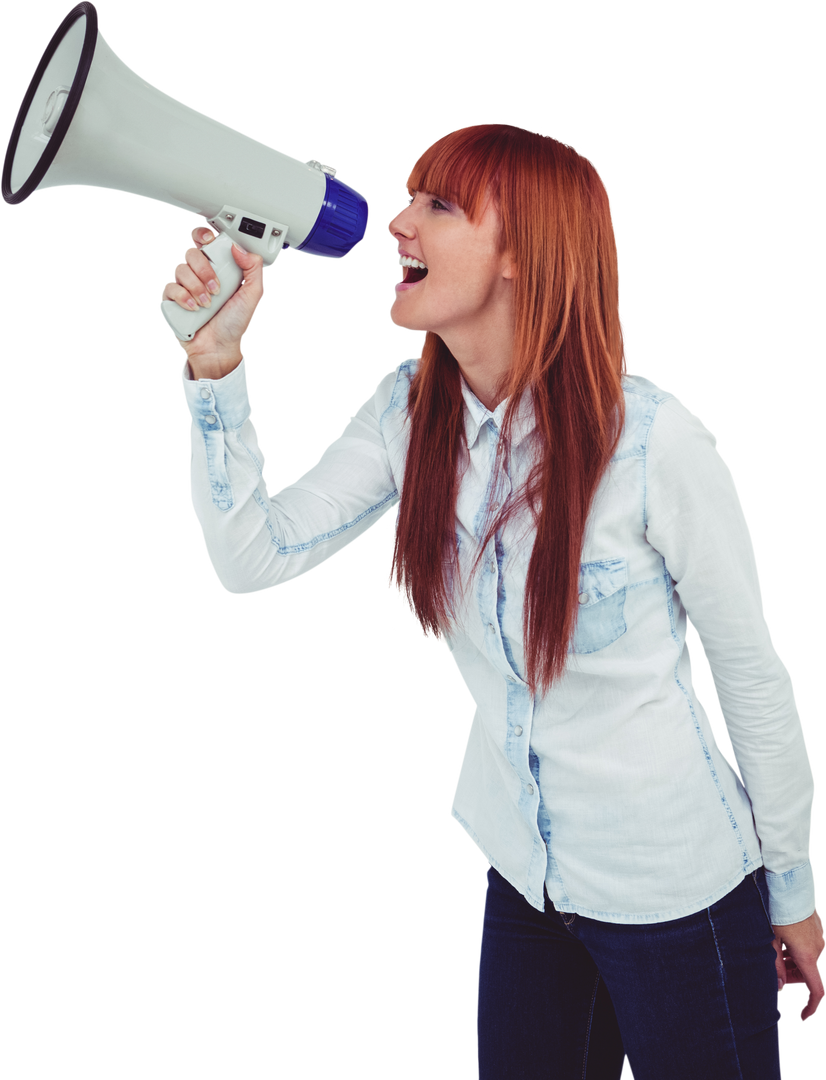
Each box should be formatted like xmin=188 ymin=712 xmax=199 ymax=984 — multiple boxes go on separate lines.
xmin=297 ymin=174 xmax=368 ymax=257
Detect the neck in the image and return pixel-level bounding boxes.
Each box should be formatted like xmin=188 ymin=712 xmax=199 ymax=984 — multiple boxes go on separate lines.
xmin=454 ymin=356 xmax=512 ymax=413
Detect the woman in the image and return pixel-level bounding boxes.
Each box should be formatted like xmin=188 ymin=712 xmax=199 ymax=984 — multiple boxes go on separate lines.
xmin=164 ymin=125 xmax=822 ymax=1078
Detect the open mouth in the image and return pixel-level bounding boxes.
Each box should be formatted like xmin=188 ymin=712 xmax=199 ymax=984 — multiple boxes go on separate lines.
xmin=403 ymin=265 xmax=428 ymax=284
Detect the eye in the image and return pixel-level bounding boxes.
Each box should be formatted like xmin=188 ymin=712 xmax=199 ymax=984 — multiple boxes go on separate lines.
xmin=401 ymin=194 xmax=447 ymax=210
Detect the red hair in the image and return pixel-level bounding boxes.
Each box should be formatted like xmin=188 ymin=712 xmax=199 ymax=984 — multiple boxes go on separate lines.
xmin=391 ymin=125 xmax=625 ymax=696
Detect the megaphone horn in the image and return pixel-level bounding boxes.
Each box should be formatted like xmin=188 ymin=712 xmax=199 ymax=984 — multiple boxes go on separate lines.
xmin=2 ymin=3 xmax=368 ymax=340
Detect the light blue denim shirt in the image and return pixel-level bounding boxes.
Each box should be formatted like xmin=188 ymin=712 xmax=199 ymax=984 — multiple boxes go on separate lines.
xmin=183 ymin=359 xmax=815 ymax=926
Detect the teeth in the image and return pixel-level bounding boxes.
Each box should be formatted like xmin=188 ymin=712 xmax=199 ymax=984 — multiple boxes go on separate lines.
xmin=399 ymin=255 xmax=428 ymax=269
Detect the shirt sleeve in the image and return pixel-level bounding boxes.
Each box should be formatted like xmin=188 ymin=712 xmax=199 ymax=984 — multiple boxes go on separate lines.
xmin=182 ymin=359 xmax=401 ymax=593
xmin=645 ymin=395 xmax=815 ymax=925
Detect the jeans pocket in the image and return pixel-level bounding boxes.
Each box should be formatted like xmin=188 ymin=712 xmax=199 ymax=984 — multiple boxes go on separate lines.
xmin=570 ymin=558 xmax=628 ymax=654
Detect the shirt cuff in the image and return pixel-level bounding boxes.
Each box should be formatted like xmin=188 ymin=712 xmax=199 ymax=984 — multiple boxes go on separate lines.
xmin=175 ymin=358 xmax=249 ymax=434
xmin=764 ymin=861 xmax=816 ymax=925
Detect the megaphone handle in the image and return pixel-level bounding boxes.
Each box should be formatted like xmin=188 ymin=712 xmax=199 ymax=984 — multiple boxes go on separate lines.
xmin=160 ymin=233 xmax=244 ymax=341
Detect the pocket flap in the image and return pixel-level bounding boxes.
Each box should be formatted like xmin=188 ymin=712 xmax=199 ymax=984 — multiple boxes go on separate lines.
xmin=577 ymin=558 xmax=628 ymax=607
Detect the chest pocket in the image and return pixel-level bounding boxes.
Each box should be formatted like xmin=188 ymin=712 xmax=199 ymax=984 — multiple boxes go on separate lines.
xmin=570 ymin=558 xmax=628 ymax=654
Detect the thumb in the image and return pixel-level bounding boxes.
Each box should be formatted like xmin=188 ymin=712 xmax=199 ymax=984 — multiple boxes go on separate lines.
xmin=231 ymin=242 xmax=263 ymax=274
xmin=768 ymin=933 xmax=781 ymax=989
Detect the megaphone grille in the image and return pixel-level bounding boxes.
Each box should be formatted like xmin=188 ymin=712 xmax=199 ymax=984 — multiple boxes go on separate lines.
xmin=2 ymin=3 xmax=98 ymax=205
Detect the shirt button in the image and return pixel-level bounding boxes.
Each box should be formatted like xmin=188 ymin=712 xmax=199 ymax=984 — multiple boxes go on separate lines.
xmin=200 ymin=387 xmax=211 ymax=399
xmin=578 ymin=592 xmax=589 ymax=605
xmin=527 ymin=784 xmax=534 ymax=795
xmin=205 ymin=414 xmax=217 ymax=425
xmin=514 ymin=725 xmax=523 ymax=736
xmin=488 ymin=623 xmax=496 ymax=634
xmin=488 ymin=560 xmax=496 ymax=573
xmin=492 ymin=502 xmax=500 ymax=512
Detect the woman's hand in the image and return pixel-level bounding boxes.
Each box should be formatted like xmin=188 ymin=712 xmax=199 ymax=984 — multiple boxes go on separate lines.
xmin=162 ymin=227 xmax=265 ymax=380
xmin=773 ymin=909 xmax=824 ymax=1019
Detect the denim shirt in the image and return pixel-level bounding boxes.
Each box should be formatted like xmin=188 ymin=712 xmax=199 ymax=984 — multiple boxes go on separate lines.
xmin=183 ymin=359 xmax=815 ymax=926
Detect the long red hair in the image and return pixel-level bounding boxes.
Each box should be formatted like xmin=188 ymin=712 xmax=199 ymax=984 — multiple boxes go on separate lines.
xmin=391 ymin=125 xmax=625 ymax=696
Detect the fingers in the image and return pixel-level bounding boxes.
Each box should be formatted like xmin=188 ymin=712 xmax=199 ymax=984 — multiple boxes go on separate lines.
xmin=186 ymin=225 xmax=212 ymax=248
xmin=163 ymin=233 xmax=221 ymax=310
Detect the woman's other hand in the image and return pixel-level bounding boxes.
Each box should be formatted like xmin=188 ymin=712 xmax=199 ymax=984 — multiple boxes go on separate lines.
xmin=773 ymin=909 xmax=824 ymax=1019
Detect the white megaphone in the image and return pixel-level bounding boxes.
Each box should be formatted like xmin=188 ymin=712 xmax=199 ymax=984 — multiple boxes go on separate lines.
xmin=2 ymin=2 xmax=368 ymax=340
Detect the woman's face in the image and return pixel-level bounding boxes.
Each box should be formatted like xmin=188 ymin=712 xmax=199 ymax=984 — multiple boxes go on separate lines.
xmin=388 ymin=190 xmax=515 ymax=341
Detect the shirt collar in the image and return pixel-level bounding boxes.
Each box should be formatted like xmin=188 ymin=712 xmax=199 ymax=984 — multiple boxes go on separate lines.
xmin=459 ymin=375 xmax=537 ymax=451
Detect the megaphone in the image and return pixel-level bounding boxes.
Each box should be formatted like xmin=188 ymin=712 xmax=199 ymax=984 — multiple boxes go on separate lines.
xmin=2 ymin=2 xmax=368 ymax=340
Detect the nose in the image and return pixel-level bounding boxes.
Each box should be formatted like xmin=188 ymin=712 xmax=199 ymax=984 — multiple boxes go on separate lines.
xmin=388 ymin=203 xmax=415 ymax=240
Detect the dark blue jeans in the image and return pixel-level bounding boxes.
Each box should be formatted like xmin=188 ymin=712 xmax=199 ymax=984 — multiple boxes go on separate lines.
xmin=478 ymin=866 xmax=781 ymax=1079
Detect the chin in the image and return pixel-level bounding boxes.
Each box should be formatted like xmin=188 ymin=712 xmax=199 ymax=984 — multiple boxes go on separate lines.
xmin=386 ymin=300 xmax=425 ymax=332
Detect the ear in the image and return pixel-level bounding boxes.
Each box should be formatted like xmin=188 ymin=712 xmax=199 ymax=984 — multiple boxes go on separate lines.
xmin=501 ymin=254 xmax=517 ymax=280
